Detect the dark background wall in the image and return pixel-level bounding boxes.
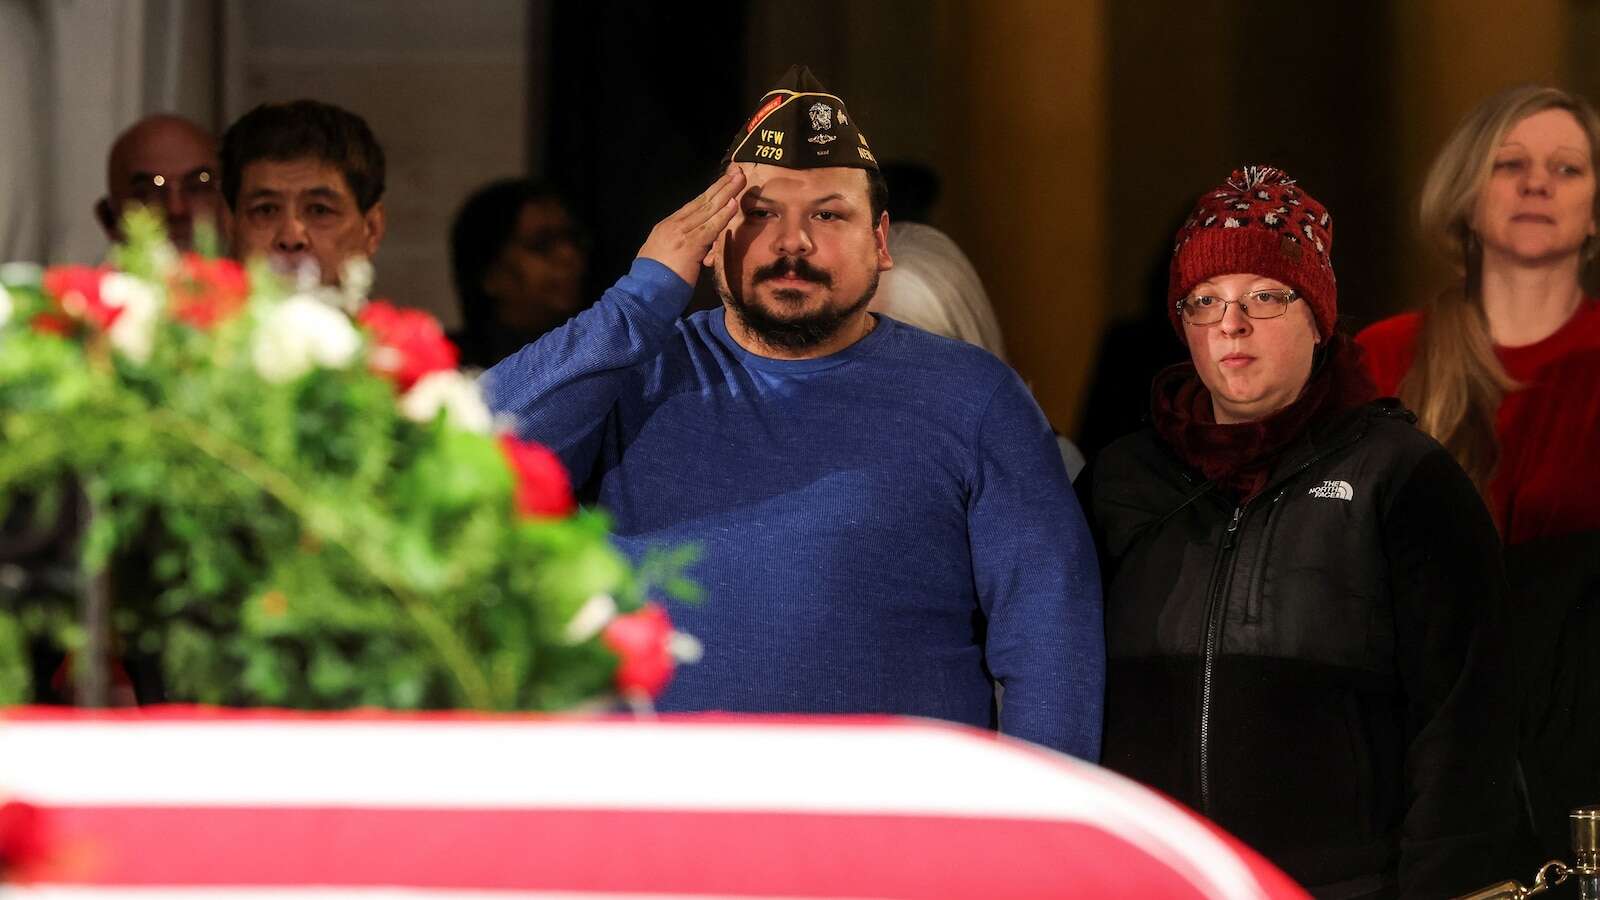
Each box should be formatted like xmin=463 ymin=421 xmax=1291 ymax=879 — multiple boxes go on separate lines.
xmin=545 ymin=1 xmax=747 ymax=305
xmin=1105 ymin=1 xmax=1397 ymax=329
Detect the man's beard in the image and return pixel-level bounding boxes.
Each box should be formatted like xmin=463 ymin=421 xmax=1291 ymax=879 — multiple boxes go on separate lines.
xmin=721 ymin=256 xmax=880 ymax=352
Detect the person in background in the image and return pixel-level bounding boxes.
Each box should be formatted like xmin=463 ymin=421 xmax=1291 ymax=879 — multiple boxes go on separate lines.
xmin=449 ymin=178 xmax=589 ymax=369
xmin=1358 ymin=85 xmax=1600 ymax=545
xmin=1083 ymin=166 xmax=1519 ymax=898
xmin=220 ymin=99 xmax=386 ymax=287
xmin=15 ymin=112 xmax=218 ymax=704
xmin=484 ymin=66 xmax=1103 ymax=759
xmin=1356 ymin=84 xmax=1600 ymax=868
xmin=96 ymin=114 xmax=221 ymax=251
xmin=871 ymin=221 xmax=1085 ymax=479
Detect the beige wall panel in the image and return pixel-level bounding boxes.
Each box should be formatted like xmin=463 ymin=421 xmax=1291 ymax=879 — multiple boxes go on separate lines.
xmin=938 ymin=0 xmax=1107 ymax=430
xmin=1391 ymin=0 xmax=1567 ymax=311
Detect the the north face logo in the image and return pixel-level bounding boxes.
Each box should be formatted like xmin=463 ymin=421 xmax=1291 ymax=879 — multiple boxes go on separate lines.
xmin=1308 ymin=480 xmax=1354 ymax=501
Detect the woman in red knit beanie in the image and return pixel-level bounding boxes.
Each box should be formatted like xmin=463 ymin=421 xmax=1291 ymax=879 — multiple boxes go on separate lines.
xmin=1081 ymin=167 xmax=1518 ymax=898
xmin=1356 ymin=85 xmax=1600 ymax=868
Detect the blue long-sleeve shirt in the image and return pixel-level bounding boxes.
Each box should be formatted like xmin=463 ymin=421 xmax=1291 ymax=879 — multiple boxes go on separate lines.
xmin=484 ymin=259 xmax=1104 ymax=758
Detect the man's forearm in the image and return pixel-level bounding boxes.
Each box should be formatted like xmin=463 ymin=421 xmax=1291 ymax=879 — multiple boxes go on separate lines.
xmin=481 ymin=259 xmax=692 ymax=481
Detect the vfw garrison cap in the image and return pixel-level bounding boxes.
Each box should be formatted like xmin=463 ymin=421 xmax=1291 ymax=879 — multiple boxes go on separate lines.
xmin=723 ymin=64 xmax=878 ymax=171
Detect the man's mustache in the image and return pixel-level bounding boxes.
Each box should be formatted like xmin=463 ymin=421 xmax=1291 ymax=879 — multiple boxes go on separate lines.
xmin=753 ymin=257 xmax=833 ymax=288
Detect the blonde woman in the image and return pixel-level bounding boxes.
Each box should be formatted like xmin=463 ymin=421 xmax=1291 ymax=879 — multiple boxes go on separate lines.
xmin=1358 ymin=85 xmax=1600 ymax=545
xmin=1358 ymin=85 xmax=1600 ymax=869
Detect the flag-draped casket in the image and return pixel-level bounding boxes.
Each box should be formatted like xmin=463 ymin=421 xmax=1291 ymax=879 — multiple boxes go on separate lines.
xmin=0 ymin=708 xmax=1307 ymax=898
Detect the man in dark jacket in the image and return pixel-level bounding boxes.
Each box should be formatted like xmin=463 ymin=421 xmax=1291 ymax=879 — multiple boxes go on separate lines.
xmin=1083 ymin=166 xmax=1520 ymax=898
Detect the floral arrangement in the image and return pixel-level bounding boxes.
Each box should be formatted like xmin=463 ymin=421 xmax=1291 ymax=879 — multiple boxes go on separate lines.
xmin=0 ymin=211 xmax=697 ymax=711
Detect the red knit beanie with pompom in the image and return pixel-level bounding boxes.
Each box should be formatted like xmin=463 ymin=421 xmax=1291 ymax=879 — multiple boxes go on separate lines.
xmin=1168 ymin=166 xmax=1337 ymax=340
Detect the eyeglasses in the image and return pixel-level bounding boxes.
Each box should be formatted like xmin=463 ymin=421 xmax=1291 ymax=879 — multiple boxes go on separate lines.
xmin=1176 ymin=289 xmax=1300 ymax=325
xmin=127 ymin=168 xmax=220 ymax=206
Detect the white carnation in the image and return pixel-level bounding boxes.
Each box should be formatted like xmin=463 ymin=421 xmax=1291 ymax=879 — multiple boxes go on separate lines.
xmin=338 ymin=256 xmax=374 ymax=312
xmin=670 ymin=631 xmax=704 ymax=663
xmin=100 ymin=273 xmax=162 ymax=364
xmin=301 ymin=284 xmax=355 ymax=313
xmin=283 ymin=256 xmax=323 ymax=292
xmin=399 ymin=369 xmax=492 ymax=433
xmin=252 ymin=294 xmax=361 ymax=383
xmin=563 ymin=594 xmax=618 ymax=644
xmin=148 ymin=243 xmax=180 ymax=280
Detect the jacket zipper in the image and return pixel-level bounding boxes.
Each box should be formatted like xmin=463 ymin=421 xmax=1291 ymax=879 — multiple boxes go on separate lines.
xmin=1197 ymin=504 xmax=1244 ymax=815
xmin=1193 ymin=431 xmax=1366 ymax=816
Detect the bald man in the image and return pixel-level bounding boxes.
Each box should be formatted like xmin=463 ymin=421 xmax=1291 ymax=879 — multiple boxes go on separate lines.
xmin=96 ymin=114 xmax=221 ymax=250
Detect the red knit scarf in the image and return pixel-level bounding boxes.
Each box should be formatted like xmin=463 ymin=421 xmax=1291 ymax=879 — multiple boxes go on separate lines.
xmin=1151 ymin=334 xmax=1378 ymax=502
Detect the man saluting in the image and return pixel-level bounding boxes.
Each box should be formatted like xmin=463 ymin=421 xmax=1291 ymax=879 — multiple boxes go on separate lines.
xmin=485 ymin=66 xmax=1103 ymax=757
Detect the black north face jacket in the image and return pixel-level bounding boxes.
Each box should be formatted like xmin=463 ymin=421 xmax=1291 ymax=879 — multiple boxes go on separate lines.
xmin=1083 ymin=401 xmax=1521 ymax=899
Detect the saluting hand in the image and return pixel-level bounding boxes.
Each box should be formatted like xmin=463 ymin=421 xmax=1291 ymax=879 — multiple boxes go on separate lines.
xmin=637 ymin=168 xmax=746 ymax=287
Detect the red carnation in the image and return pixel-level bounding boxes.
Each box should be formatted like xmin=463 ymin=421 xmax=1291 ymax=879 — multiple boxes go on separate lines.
xmin=498 ymin=434 xmax=576 ymax=518
xmin=31 ymin=314 xmax=74 ymax=336
xmin=41 ymin=265 xmax=119 ymax=330
xmin=357 ymin=301 xmax=459 ymax=391
xmin=171 ymin=254 xmax=249 ymax=328
xmin=602 ymin=603 xmax=677 ymax=699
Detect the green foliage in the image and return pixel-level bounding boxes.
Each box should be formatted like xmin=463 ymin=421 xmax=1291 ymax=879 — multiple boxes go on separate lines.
xmin=0 ymin=211 xmax=688 ymax=710
xmin=0 ymin=610 xmax=34 ymax=705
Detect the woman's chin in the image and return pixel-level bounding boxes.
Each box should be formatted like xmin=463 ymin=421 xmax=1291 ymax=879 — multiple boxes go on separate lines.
xmin=1488 ymin=238 xmax=1587 ymax=267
